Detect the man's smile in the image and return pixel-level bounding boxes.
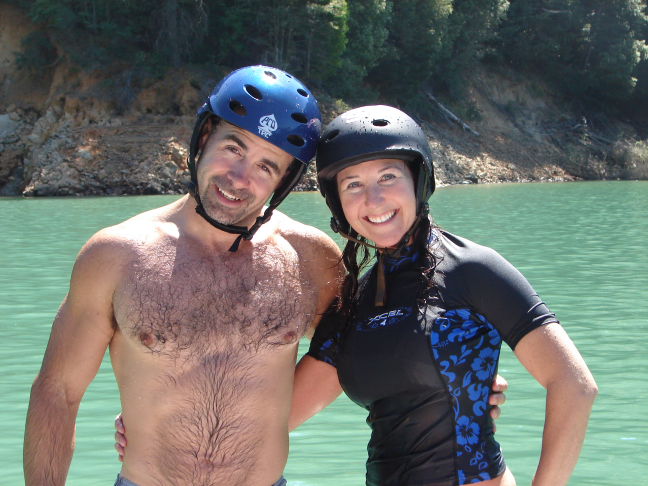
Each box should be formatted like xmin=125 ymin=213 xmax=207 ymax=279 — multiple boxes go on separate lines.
xmin=217 ymin=186 xmax=243 ymax=202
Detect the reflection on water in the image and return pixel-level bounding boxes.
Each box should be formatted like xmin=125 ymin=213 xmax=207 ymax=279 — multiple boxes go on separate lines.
xmin=1 ymin=182 xmax=646 ymax=485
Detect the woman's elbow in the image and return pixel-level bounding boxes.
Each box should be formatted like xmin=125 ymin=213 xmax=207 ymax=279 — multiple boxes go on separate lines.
xmin=582 ymin=377 xmax=598 ymax=402
xmin=566 ymin=372 xmax=598 ymax=407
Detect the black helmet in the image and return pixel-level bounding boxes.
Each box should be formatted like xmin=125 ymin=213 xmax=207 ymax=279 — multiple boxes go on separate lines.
xmin=188 ymin=65 xmax=321 ymax=251
xmin=316 ymin=105 xmax=435 ymax=235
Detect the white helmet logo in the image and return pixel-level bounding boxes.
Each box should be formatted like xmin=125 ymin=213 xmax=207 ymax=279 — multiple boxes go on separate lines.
xmin=258 ymin=115 xmax=278 ymax=138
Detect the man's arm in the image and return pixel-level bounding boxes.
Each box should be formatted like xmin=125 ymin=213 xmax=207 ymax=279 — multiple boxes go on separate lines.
xmin=24 ymin=233 xmax=120 ymax=486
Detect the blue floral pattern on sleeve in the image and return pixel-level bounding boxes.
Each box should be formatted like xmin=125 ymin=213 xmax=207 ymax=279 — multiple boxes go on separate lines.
xmin=318 ymin=333 xmax=340 ymax=367
xmin=429 ymin=308 xmax=503 ymax=485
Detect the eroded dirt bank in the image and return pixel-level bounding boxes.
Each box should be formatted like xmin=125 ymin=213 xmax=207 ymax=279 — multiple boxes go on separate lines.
xmin=1 ymin=3 xmax=646 ymax=199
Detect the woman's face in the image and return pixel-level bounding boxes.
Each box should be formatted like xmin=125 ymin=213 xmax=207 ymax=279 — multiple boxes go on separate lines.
xmin=336 ymin=158 xmax=417 ymax=248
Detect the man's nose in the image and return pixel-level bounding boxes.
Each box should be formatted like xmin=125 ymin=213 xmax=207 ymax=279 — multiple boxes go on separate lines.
xmin=227 ymin=159 xmax=252 ymax=188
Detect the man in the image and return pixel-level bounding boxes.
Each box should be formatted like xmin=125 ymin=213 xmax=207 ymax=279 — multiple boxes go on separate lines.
xmin=24 ymin=66 xmax=342 ymax=486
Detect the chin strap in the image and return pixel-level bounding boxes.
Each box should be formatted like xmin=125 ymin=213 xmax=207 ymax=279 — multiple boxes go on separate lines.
xmin=188 ymin=181 xmax=277 ymax=252
xmin=333 ymin=204 xmax=429 ymax=307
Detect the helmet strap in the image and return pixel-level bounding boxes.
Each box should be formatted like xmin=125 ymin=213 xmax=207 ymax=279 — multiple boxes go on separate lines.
xmin=334 ymin=203 xmax=429 ymax=307
xmin=193 ymin=199 xmax=278 ymax=252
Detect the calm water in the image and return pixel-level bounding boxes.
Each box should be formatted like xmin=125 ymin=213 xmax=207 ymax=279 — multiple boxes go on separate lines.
xmin=1 ymin=181 xmax=647 ymax=485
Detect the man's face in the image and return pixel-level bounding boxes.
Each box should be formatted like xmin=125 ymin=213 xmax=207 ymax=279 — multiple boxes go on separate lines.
xmin=196 ymin=120 xmax=294 ymax=228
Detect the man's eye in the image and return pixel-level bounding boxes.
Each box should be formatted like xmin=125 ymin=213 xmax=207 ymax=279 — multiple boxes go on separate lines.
xmin=227 ymin=146 xmax=241 ymax=155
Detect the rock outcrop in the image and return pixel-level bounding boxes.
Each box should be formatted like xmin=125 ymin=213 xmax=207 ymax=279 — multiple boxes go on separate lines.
xmin=1 ymin=2 xmax=646 ymax=199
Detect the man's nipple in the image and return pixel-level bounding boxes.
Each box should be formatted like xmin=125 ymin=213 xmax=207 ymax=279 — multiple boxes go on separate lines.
xmin=139 ymin=331 xmax=155 ymax=347
xmin=282 ymin=330 xmax=297 ymax=344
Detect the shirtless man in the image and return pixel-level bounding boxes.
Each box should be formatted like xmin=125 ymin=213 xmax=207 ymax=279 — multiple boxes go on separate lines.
xmin=23 ymin=66 xmax=342 ymax=486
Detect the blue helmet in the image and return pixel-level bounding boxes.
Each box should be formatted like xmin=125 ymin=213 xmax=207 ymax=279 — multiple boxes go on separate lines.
xmin=187 ymin=66 xmax=321 ymax=251
xmin=196 ymin=65 xmax=321 ymax=163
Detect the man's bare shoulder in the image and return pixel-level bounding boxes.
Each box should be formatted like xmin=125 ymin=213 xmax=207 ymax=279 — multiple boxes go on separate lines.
xmin=269 ymin=210 xmax=341 ymax=261
xmin=77 ymin=201 xmax=181 ymax=270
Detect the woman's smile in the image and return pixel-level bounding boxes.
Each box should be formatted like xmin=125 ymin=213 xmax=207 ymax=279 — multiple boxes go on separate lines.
xmin=365 ymin=209 xmax=398 ymax=224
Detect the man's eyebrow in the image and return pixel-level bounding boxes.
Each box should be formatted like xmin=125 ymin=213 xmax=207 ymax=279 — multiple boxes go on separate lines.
xmin=260 ymin=158 xmax=281 ymax=175
xmin=223 ymin=133 xmax=282 ymax=175
xmin=223 ymin=133 xmax=248 ymax=151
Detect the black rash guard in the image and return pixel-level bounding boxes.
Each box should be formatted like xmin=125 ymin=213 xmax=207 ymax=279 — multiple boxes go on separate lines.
xmin=307 ymin=229 xmax=559 ymax=486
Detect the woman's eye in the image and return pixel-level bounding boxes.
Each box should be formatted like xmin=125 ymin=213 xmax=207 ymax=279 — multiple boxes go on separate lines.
xmin=346 ymin=181 xmax=361 ymax=189
xmin=381 ymin=173 xmax=396 ymax=181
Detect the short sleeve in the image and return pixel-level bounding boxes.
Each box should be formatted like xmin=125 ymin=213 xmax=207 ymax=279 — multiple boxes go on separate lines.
xmin=439 ymin=232 xmax=560 ymax=350
xmin=306 ymin=310 xmax=344 ymax=368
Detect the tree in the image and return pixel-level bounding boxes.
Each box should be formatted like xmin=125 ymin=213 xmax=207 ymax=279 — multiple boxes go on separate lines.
xmin=367 ymin=0 xmax=454 ymax=106
xmin=149 ymin=0 xmax=208 ymax=67
xmin=435 ymin=0 xmax=508 ymax=92
xmin=326 ymin=0 xmax=392 ymax=100
xmin=497 ymin=0 xmax=648 ymax=107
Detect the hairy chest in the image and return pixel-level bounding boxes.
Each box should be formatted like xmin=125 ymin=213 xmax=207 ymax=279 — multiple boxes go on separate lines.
xmin=113 ymin=244 xmax=317 ymax=357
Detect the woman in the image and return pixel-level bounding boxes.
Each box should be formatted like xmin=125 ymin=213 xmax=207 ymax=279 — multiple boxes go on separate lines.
xmin=289 ymin=105 xmax=597 ymax=486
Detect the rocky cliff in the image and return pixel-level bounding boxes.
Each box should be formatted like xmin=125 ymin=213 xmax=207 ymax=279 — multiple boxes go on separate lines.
xmin=1 ymin=2 xmax=646 ymax=199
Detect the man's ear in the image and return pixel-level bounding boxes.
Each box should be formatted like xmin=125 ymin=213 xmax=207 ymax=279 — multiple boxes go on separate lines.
xmin=198 ymin=118 xmax=214 ymax=151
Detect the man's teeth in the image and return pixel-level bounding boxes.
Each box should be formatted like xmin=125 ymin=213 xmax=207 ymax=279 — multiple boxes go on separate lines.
xmin=367 ymin=210 xmax=396 ymax=224
xmin=219 ymin=188 xmax=241 ymax=201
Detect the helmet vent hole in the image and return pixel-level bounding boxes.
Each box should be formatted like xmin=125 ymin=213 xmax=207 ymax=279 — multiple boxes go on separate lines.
xmin=229 ymin=100 xmax=247 ymax=116
xmin=297 ymin=88 xmax=309 ymax=98
xmin=291 ymin=113 xmax=308 ymax=124
xmin=244 ymin=84 xmax=263 ymax=100
xmin=324 ymin=130 xmax=340 ymax=141
xmin=287 ymin=134 xmax=306 ymax=147
xmin=264 ymin=70 xmax=277 ymax=80
xmin=372 ymin=119 xmax=389 ymax=127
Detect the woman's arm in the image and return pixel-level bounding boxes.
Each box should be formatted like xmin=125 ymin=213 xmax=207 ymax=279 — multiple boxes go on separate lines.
xmin=513 ymin=323 xmax=597 ymax=486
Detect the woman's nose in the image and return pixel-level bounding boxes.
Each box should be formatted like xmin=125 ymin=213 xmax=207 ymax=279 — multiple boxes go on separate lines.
xmin=365 ymin=184 xmax=384 ymax=208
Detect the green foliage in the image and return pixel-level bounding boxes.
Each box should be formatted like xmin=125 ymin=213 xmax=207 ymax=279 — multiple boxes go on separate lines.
xmin=192 ymin=0 xmax=254 ymax=65
xmin=434 ymin=0 xmax=508 ymax=93
xmin=496 ymin=0 xmax=648 ymax=108
xmin=368 ymin=0 xmax=454 ymax=105
xmin=8 ymin=0 xmax=648 ymax=125
xmin=14 ymin=30 xmax=58 ymax=73
xmin=325 ymin=0 xmax=391 ymax=100
xmin=304 ymin=0 xmax=349 ymax=80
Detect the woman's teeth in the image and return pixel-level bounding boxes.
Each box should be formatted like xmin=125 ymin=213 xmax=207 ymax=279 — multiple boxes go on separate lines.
xmin=367 ymin=210 xmax=396 ymax=224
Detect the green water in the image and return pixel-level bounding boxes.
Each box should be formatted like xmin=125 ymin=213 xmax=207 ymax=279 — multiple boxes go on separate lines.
xmin=1 ymin=181 xmax=647 ymax=485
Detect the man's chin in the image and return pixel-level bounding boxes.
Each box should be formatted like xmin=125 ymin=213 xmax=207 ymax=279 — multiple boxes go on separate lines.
xmin=201 ymin=204 xmax=253 ymax=228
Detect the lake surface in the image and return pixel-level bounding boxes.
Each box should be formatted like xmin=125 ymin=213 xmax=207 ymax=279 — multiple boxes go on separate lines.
xmin=1 ymin=181 xmax=646 ymax=485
